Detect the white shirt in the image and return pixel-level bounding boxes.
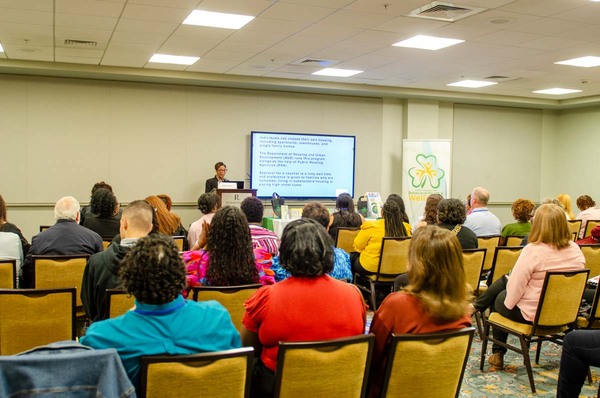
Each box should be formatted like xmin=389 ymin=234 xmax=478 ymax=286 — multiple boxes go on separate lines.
xmin=576 ymin=206 xmax=600 ymax=238
xmin=0 ymin=231 xmax=23 ymax=287
xmin=463 ymin=207 xmax=502 ymax=236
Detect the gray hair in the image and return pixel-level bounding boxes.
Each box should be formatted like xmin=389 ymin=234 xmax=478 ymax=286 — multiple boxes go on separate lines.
xmin=471 ymin=187 xmax=490 ymax=206
xmin=54 ymin=196 xmax=80 ymax=221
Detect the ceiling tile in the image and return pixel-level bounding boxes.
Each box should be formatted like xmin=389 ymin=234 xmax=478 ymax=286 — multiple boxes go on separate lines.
xmin=55 ymin=0 xmax=125 ymax=17
xmin=0 ymin=22 xmax=53 ymax=36
xmin=259 ymin=2 xmax=335 ymax=23
xmin=3 ymin=44 xmax=53 ymax=61
xmin=193 ymin=0 xmax=273 ymax=15
xmin=110 ymin=31 xmax=167 ymax=46
xmin=473 ymin=30 xmax=544 ymax=46
xmin=121 ymin=3 xmax=191 ymax=23
xmin=158 ymin=36 xmax=219 ymax=55
xmin=203 ymin=48 xmax=256 ymax=62
xmin=185 ymin=58 xmax=240 ymax=73
xmin=499 ymin=0 xmax=587 ymax=17
xmin=129 ymin=0 xmax=198 ymax=9
xmin=243 ymin=17 xmax=309 ymax=35
xmin=0 ymin=0 xmax=53 ymax=12
xmin=517 ymin=36 xmax=586 ymax=51
xmin=56 ymin=13 xmax=118 ymax=30
xmin=55 ymin=55 xmax=101 ymax=64
xmin=374 ymin=16 xmax=449 ymax=35
xmin=172 ymin=25 xmax=235 ymax=40
xmin=0 ymin=7 xmax=52 ymax=25
xmin=116 ymin=18 xmax=180 ymax=35
xmin=319 ymin=9 xmax=396 ymax=29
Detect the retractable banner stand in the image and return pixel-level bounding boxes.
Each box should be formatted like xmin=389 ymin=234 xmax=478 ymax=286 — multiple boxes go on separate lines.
xmin=402 ymin=140 xmax=451 ymax=226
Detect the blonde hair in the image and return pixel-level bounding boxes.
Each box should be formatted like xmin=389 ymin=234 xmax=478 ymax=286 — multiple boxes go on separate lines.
xmin=556 ymin=193 xmax=575 ymax=220
xmin=145 ymin=195 xmax=182 ymax=236
xmin=528 ymin=203 xmax=571 ymax=249
xmin=405 ymin=225 xmax=470 ymax=321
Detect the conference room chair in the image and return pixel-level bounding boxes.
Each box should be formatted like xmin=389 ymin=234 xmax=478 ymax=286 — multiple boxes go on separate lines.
xmin=39 ymin=225 xmax=51 ymax=233
xmin=0 ymin=288 xmax=76 ymax=355
xmin=0 ymin=259 xmax=16 ymax=289
xmin=101 ymin=237 xmax=113 ymax=250
xmin=273 ymin=334 xmax=375 ymax=398
xmin=480 ymin=270 xmax=589 ymax=393
xmin=335 ymin=227 xmax=360 ymax=253
xmin=577 ymin=283 xmax=600 ymax=329
xmin=581 ymin=244 xmax=600 ymax=280
xmin=476 ymin=235 xmax=501 ymax=273
xmin=584 ymin=220 xmax=600 ymax=238
xmin=462 ymin=249 xmax=486 ymax=337
xmin=488 ymin=246 xmax=524 ymax=285
xmin=380 ymin=327 xmax=475 ymax=398
xmin=172 ymin=236 xmax=185 ymax=251
xmin=192 ymin=284 xmax=261 ymax=333
xmin=139 ymin=347 xmax=254 ymax=398
xmin=567 ymin=219 xmax=583 ymax=238
xmin=106 ymin=288 xmax=135 ymax=319
xmin=503 ymin=235 xmax=525 ymax=247
xmin=353 ymin=237 xmax=411 ymax=310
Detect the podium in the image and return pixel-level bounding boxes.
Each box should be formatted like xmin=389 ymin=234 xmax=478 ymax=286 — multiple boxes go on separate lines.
xmin=216 ymin=189 xmax=257 ymax=207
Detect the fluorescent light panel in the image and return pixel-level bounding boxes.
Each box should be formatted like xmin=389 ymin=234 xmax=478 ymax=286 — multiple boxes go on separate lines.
xmin=393 ymin=35 xmax=464 ymax=50
xmin=183 ymin=10 xmax=254 ymax=29
xmin=0 ymin=43 xmax=3 ymax=52
xmin=555 ymin=56 xmax=600 ymax=68
xmin=312 ymin=68 xmax=363 ymax=77
xmin=533 ymin=88 xmax=582 ymax=95
xmin=447 ymin=80 xmax=497 ymax=88
xmin=149 ymin=54 xmax=199 ymax=65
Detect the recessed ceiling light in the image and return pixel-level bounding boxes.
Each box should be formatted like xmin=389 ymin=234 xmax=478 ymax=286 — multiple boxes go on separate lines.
xmin=312 ymin=68 xmax=363 ymax=77
xmin=555 ymin=56 xmax=600 ymax=68
xmin=183 ymin=10 xmax=254 ymax=30
xmin=0 ymin=43 xmax=3 ymax=52
xmin=447 ymin=80 xmax=497 ymax=88
xmin=393 ymin=35 xmax=464 ymax=50
xmin=148 ymin=54 xmax=199 ymax=65
xmin=533 ymin=88 xmax=582 ymax=95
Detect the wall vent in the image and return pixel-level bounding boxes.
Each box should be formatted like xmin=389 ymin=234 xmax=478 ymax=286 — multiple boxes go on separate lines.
xmin=64 ymin=39 xmax=98 ymax=47
xmin=407 ymin=2 xmax=485 ymax=22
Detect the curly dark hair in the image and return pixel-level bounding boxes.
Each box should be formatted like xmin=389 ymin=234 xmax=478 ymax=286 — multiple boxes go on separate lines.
xmin=197 ymin=192 xmax=219 ymax=215
xmin=577 ymin=195 xmax=596 ymax=211
xmin=90 ymin=188 xmax=118 ymax=218
xmin=387 ymin=194 xmax=410 ymax=223
xmin=280 ymin=218 xmax=334 ymax=277
xmin=437 ymin=198 xmax=467 ymax=224
xmin=206 ymin=206 xmax=259 ymax=286
xmin=383 ymin=200 xmax=408 ymax=237
xmin=422 ymin=194 xmax=443 ymax=224
xmin=240 ymin=196 xmax=264 ymax=223
xmin=511 ymin=198 xmax=535 ymax=222
xmin=119 ymin=235 xmax=186 ymax=304
xmin=301 ymin=202 xmax=330 ymax=229
xmin=91 ymin=181 xmax=113 ymax=195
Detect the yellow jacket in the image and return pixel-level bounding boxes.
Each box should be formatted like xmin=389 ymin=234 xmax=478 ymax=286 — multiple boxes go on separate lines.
xmin=353 ymin=219 xmax=412 ymax=273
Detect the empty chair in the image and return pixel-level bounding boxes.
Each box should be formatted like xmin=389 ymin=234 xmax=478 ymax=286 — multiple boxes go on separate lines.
xmin=462 ymin=249 xmax=486 ymax=295
xmin=577 ymin=283 xmax=600 ymax=329
xmin=139 ymin=347 xmax=253 ymax=398
xmin=488 ymin=246 xmax=524 ymax=285
xmin=335 ymin=227 xmax=360 ymax=253
xmin=0 ymin=259 xmax=16 ymax=289
xmin=273 ymin=334 xmax=374 ymax=398
xmin=172 ymin=236 xmax=185 ymax=251
xmin=504 ymin=235 xmax=525 ymax=246
xmin=581 ymin=244 xmax=600 ymax=279
xmin=381 ymin=328 xmax=475 ymax=398
xmin=584 ymin=220 xmax=600 ymax=238
xmin=33 ymin=254 xmax=89 ymax=311
xmin=477 ymin=235 xmax=501 ymax=272
xmin=0 ymin=288 xmax=75 ymax=355
xmin=567 ymin=219 xmax=583 ymax=238
xmin=106 ymin=288 xmax=135 ymax=319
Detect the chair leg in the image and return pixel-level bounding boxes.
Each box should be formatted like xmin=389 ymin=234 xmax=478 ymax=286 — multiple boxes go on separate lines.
xmin=479 ymin=320 xmax=490 ymax=371
xmin=519 ymin=335 xmax=536 ymax=394
xmin=535 ymin=340 xmax=542 ymax=365
xmin=474 ymin=312 xmax=483 ymax=339
xmin=369 ymin=281 xmax=377 ymax=311
xmin=588 ymin=366 xmax=593 ymax=385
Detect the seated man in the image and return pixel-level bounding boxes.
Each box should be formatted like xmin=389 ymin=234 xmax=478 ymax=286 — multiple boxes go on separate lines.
xmin=463 ymin=187 xmax=502 ymax=236
xmin=81 ymin=234 xmax=241 ymax=391
xmin=21 ymin=196 xmax=104 ymax=288
xmin=240 ymin=196 xmax=280 ymax=256
xmin=81 ymin=200 xmax=154 ymax=322
xmin=271 ymin=202 xmax=352 ymax=282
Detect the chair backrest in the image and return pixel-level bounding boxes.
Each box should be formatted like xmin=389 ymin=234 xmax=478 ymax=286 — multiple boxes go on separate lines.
xmin=533 ymin=270 xmax=589 ymax=331
xmin=462 ymin=249 xmax=486 ymax=295
xmin=139 ymin=347 xmax=254 ymax=398
xmin=192 ymin=284 xmax=262 ymax=333
xmin=375 ymin=237 xmax=411 ymax=279
xmin=106 ymin=288 xmax=135 ymax=318
xmin=476 ymin=235 xmax=501 ymax=272
xmin=0 ymin=259 xmax=16 ymax=289
xmin=32 ymin=255 xmax=89 ymax=308
xmin=583 ymin=284 xmax=600 ymax=328
xmin=274 ymin=334 xmax=375 ymax=398
xmin=0 ymin=288 xmax=76 ymax=355
xmin=567 ymin=219 xmax=583 ymax=237
xmin=584 ymin=220 xmax=600 ymax=238
xmin=39 ymin=225 xmax=51 ymax=232
xmin=580 ymin=244 xmax=600 ymax=279
xmin=489 ymin=246 xmax=523 ymax=284
xmin=381 ymin=327 xmax=475 ymax=398
xmin=504 ymin=235 xmax=525 ymax=247
xmin=335 ymin=227 xmax=360 ymax=253
xmin=102 ymin=238 xmax=112 ymax=250
xmin=172 ymin=236 xmax=185 ymax=251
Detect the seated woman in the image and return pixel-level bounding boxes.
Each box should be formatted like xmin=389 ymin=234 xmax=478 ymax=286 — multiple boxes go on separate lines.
xmin=0 ymin=194 xmax=30 ymax=278
xmin=556 ymin=193 xmax=575 ymax=220
xmin=185 ymin=206 xmax=274 ymax=287
xmin=80 ymin=235 xmax=241 ymax=391
xmin=83 ymin=188 xmax=121 ymax=238
xmin=145 ymin=195 xmax=188 ymax=250
xmin=414 ymin=194 xmax=443 ymax=230
xmin=437 ymin=198 xmax=478 ymax=250
xmin=386 ymin=194 xmax=412 ymax=229
xmin=351 ymin=199 xmax=411 ymax=276
xmin=242 ymin=218 xmax=366 ymax=398
xmin=575 ymin=195 xmax=600 ymax=239
xmin=501 ymin=198 xmax=534 ymax=241
xmin=188 ymin=192 xmax=219 ymax=250
xmin=369 ymin=225 xmax=472 ymax=397
xmin=473 ymin=203 xmax=585 ymax=369
xmin=328 ymin=193 xmax=363 ymax=241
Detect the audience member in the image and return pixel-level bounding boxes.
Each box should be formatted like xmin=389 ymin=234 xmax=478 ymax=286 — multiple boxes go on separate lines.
xmin=436 ymin=198 xmax=478 ymax=249
xmin=501 ymin=198 xmax=534 ymax=239
xmin=0 ymin=194 xmax=30 ymax=280
xmin=472 ymin=204 xmax=585 ymax=370
xmin=81 ymin=200 xmax=153 ymax=322
xmin=81 ymin=234 xmax=241 ymax=391
xmin=21 ymin=196 xmax=103 ymax=288
xmin=82 ymin=188 xmax=121 ymax=238
xmin=205 ymin=161 xmax=229 ymax=193
xmin=370 ymin=226 xmax=471 ymax=397
xmin=80 ymin=181 xmax=121 ymax=225
xmin=242 ymin=218 xmax=365 ymax=398
xmin=576 ymin=195 xmax=600 ymax=238
xmin=466 ymin=193 xmax=472 ymax=215
xmin=415 ymin=193 xmax=443 ymax=230
xmin=156 ymin=194 xmax=172 ymax=211
xmin=576 ymin=225 xmax=600 ymax=245
xmin=188 ymin=192 xmax=219 ymax=250
xmin=463 ymin=187 xmax=501 ymax=236
xmin=386 ymin=194 xmax=411 ymax=227
xmin=271 ymin=202 xmax=352 ymax=282
xmin=556 ymin=193 xmax=575 ymax=220
xmin=328 ymin=193 xmax=363 ymax=241
xmin=145 ymin=195 xmax=188 ymax=250
xmin=185 ymin=206 xmax=274 ymax=287
xmin=557 ymin=329 xmax=600 ymax=397
xmin=241 ymin=196 xmax=280 ymax=256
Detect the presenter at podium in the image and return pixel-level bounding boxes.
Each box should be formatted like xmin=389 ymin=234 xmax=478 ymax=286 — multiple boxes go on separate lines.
xmin=205 ymin=162 xmax=229 ymax=193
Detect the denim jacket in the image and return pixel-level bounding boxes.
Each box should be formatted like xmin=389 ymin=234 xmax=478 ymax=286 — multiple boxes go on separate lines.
xmin=0 ymin=340 xmax=135 ymax=397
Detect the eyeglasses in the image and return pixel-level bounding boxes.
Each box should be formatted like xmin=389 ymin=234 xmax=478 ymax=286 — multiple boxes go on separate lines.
xmin=218 ymin=168 xmax=228 ymax=172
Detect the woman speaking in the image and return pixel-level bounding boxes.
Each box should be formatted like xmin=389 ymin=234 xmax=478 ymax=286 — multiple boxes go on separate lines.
xmin=205 ymin=162 xmax=229 ymax=193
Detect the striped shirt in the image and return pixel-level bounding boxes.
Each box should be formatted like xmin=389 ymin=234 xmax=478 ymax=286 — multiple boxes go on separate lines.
xmin=249 ymin=224 xmax=280 ymax=256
